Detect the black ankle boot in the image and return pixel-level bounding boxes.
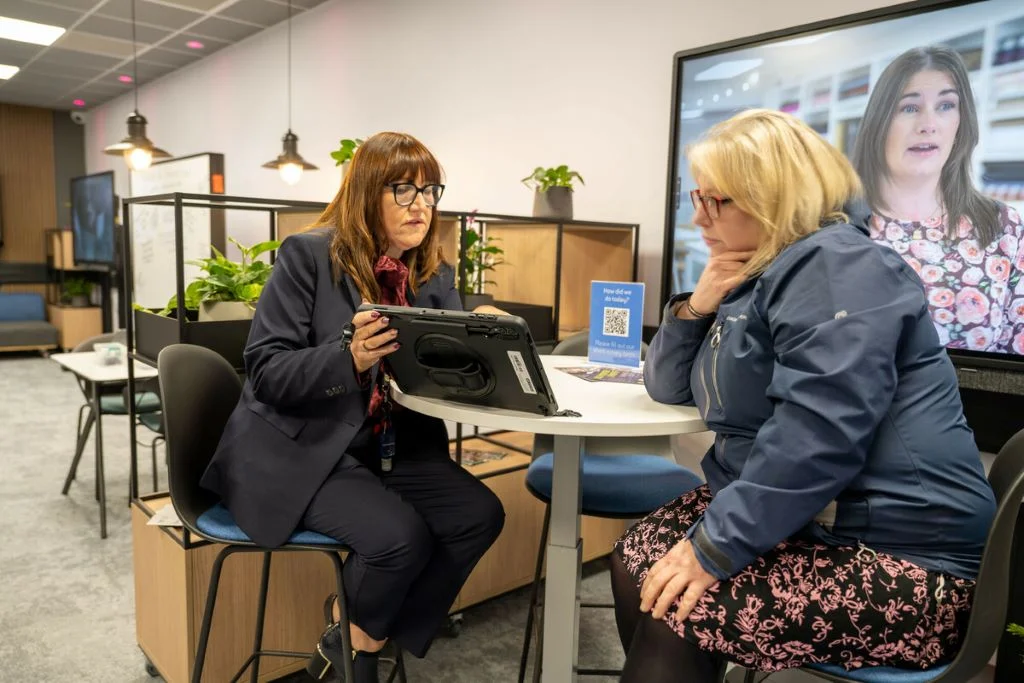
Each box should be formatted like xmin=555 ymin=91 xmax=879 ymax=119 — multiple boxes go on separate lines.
xmin=306 ymin=622 xmax=351 ymax=681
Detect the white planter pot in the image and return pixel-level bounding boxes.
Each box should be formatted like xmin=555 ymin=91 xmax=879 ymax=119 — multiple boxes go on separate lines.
xmin=199 ymin=301 xmax=256 ymax=322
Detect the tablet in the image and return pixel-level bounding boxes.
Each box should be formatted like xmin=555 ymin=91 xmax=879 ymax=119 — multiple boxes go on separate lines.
xmin=358 ymin=303 xmax=560 ymax=416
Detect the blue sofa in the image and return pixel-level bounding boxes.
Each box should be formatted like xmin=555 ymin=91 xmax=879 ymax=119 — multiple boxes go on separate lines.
xmin=0 ymin=292 xmax=59 ymax=353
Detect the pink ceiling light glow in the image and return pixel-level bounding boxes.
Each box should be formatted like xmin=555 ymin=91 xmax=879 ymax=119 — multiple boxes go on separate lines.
xmin=118 ymin=74 xmax=133 ymax=83
xmin=72 ymin=99 xmax=85 ymax=107
xmin=185 ymin=40 xmax=203 ymax=49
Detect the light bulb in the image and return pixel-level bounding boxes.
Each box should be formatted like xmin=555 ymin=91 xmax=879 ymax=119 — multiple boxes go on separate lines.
xmin=279 ymin=162 xmax=303 ymax=185
xmin=126 ymin=147 xmax=153 ymax=170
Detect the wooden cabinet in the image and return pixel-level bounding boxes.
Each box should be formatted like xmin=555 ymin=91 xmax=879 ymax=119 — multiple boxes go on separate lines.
xmin=439 ymin=212 xmax=639 ymax=342
xmin=47 ymin=304 xmax=102 ymax=350
xmin=132 ymin=437 xmax=623 ymax=681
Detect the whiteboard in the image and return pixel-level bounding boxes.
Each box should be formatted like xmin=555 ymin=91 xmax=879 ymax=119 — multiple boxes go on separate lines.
xmin=130 ymin=155 xmax=217 ymax=309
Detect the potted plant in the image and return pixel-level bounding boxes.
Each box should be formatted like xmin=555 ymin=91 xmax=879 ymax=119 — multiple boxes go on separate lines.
xmin=62 ymin=277 xmax=93 ymax=307
xmin=459 ymin=213 xmax=505 ymax=310
xmin=156 ymin=237 xmax=281 ymax=321
xmin=330 ymin=138 xmax=364 ymax=175
xmin=521 ymin=165 xmax=585 ymax=220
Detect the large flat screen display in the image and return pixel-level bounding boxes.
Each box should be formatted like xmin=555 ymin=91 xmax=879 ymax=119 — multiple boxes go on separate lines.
xmin=663 ymin=0 xmax=1024 ymax=370
xmin=71 ymin=171 xmax=116 ymax=268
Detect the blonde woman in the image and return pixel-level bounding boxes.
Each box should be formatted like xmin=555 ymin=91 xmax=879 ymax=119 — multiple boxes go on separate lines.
xmin=611 ymin=110 xmax=995 ymax=681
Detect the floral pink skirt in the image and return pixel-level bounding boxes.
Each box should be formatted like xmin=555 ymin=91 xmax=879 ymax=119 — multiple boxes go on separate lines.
xmin=614 ymin=485 xmax=974 ymax=672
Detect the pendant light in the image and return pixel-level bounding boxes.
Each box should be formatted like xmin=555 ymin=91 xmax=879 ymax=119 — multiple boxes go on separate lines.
xmin=262 ymin=0 xmax=317 ymax=185
xmin=102 ymin=0 xmax=171 ymax=171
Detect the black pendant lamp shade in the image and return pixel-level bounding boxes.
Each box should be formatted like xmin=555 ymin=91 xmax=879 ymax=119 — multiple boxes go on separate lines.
xmin=264 ymin=0 xmax=317 ymax=184
xmin=103 ymin=111 xmax=171 ymax=160
xmin=102 ymin=0 xmax=170 ymax=170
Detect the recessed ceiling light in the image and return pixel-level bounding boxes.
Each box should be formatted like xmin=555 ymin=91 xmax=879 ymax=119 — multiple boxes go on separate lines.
xmin=0 ymin=16 xmax=65 ymax=46
xmin=119 ymin=74 xmax=133 ymax=83
xmin=0 ymin=64 xmax=19 ymax=79
xmin=694 ymin=58 xmax=764 ymax=82
xmin=742 ymin=83 xmax=750 ymax=91
xmin=73 ymin=99 xmax=85 ymax=107
xmin=186 ymin=40 xmax=204 ymax=49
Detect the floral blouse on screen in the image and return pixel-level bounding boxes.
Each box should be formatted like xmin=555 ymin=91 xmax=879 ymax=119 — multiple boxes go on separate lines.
xmin=869 ymin=202 xmax=1024 ymax=355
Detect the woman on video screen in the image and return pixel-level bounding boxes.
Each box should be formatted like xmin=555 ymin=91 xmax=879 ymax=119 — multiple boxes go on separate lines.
xmin=853 ymin=46 xmax=1024 ymax=355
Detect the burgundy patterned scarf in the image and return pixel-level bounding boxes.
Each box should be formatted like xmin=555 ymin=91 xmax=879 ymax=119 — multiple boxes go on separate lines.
xmin=368 ymin=255 xmax=409 ymax=421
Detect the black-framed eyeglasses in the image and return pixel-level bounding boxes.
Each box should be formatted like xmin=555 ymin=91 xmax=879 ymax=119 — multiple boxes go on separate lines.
xmin=690 ymin=189 xmax=733 ymax=219
xmin=388 ymin=182 xmax=445 ymax=207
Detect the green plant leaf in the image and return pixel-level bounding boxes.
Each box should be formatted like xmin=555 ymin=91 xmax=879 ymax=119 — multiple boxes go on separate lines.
xmin=247 ymin=239 xmax=281 ymax=261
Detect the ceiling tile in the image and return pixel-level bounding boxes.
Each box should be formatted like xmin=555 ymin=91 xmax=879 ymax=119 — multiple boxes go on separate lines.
xmin=132 ymin=60 xmax=176 ymax=81
xmin=163 ymin=0 xmax=227 ymax=11
xmin=32 ymin=53 xmax=111 ymax=78
xmin=23 ymin=0 xmax=104 ymax=12
xmin=0 ymin=0 xmax=81 ymax=28
xmin=219 ymin=0 xmax=291 ymax=27
xmin=77 ymin=15 xmax=171 ymax=44
xmin=0 ymin=92 xmax=61 ymax=108
xmin=56 ymin=30 xmax=136 ymax=58
xmin=137 ymin=46 xmax=201 ymax=67
xmin=190 ymin=15 xmax=262 ymax=42
xmin=0 ymin=78 xmax=64 ymax=96
xmin=274 ymin=0 xmax=330 ymax=10
xmin=0 ymin=40 xmax=46 ymax=65
xmin=40 ymin=46 xmax=125 ymax=70
xmin=97 ymin=0 xmax=204 ymax=29
xmin=14 ymin=66 xmax=84 ymax=87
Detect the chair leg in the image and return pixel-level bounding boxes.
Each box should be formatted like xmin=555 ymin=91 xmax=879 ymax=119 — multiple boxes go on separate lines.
xmin=519 ymin=504 xmax=551 ymax=683
xmin=247 ymin=552 xmax=272 ymax=683
xmin=192 ymin=546 xmax=235 ymax=683
xmin=151 ymin=436 xmax=163 ymax=492
xmin=322 ymin=550 xmax=355 ymax=683
xmin=62 ymin=406 xmax=94 ymax=495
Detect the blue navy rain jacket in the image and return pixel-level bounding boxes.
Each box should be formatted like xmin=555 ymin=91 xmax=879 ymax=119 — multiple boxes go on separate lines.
xmin=645 ymin=205 xmax=996 ymax=581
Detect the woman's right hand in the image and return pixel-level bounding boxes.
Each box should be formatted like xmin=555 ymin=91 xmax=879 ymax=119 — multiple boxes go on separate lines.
xmin=682 ymin=250 xmax=755 ymax=318
xmin=349 ymin=309 xmax=400 ymax=374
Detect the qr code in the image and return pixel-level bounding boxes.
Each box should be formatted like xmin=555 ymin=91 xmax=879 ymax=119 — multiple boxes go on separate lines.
xmin=602 ymin=307 xmax=630 ymax=337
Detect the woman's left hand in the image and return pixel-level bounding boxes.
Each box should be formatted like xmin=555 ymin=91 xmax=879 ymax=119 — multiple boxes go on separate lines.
xmin=640 ymin=538 xmax=718 ymax=620
xmin=472 ymin=305 xmax=507 ymax=315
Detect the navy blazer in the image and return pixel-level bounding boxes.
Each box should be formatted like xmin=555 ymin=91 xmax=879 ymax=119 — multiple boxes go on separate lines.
xmin=201 ymin=227 xmax=461 ymax=547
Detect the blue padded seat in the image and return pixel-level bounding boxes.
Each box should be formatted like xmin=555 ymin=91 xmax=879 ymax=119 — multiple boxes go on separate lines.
xmin=526 ymin=452 xmax=704 ymax=516
xmin=197 ymin=503 xmax=342 ymax=546
xmin=99 ymin=391 xmax=161 ymax=415
xmin=806 ymin=662 xmax=949 ymax=683
xmin=138 ymin=411 xmax=163 ymax=433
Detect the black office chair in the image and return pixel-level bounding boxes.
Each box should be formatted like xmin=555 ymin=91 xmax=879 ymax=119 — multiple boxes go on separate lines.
xmin=61 ymin=330 xmax=162 ymax=498
xmin=158 ymin=344 xmax=406 ymax=683
xmin=743 ymin=427 xmax=1024 ymax=683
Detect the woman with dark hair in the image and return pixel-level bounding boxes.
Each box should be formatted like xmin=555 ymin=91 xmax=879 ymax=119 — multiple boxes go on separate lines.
xmin=200 ymin=132 xmax=505 ymax=683
xmin=853 ymin=45 xmax=1024 ymax=354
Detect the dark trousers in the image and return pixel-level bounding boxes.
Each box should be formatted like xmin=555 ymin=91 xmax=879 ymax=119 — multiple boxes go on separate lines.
xmin=301 ymin=411 xmax=504 ymax=658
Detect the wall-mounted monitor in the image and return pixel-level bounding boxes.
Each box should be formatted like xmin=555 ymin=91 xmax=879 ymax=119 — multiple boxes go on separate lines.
xmin=663 ymin=0 xmax=1024 ymax=372
xmin=71 ymin=171 xmax=117 ymax=268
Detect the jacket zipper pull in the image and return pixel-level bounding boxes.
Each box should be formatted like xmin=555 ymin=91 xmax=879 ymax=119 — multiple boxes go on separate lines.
xmin=710 ymin=322 xmax=723 ymax=348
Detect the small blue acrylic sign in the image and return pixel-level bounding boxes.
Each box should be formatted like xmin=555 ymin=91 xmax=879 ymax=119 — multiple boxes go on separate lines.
xmin=588 ymin=280 xmax=645 ymax=368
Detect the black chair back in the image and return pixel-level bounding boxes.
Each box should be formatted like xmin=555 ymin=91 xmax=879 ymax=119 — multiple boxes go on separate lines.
xmin=551 ymin=330 xmax=648 ymax=360
xmin=941 ymin=428 xmax=1024 ymax=681
xmin=157 ymin=344 xmax=241 ymax=535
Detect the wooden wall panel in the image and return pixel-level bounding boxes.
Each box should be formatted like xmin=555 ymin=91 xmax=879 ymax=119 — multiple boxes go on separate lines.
xmin=0 ymin=103 xmax=57 ymax=266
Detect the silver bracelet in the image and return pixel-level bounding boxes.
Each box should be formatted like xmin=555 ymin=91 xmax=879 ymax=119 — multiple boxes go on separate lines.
xmin=685 ymin=298 xmax=715 ymax=319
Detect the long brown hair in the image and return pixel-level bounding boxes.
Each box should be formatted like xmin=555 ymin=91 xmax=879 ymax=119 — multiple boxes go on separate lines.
xmin=852 ymin=46 xmax=1000 ymax=247
xmin=315 ymin=131 xmax=446 ymax=302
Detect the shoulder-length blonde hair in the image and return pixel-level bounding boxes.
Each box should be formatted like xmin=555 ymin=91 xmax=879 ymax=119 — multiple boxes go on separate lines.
xmin=314 ymin=131 xmax=446 ymax=303
xmin=689 ymin=109 xmax=863 ymax=276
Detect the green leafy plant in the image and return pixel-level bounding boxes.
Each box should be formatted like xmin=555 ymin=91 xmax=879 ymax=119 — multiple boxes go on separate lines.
xmin=157 ymin=237 xmax=281 ymax=316
xmin=1009 ymin=624 xmax=1024 ymax=661
xmin=459 ymin=214 xmax=505 ymax=295
xmin=521 ymin=165 xmax=585 ymax=193
xmin=62 ymin=277 xmax=93 ymax=299
xmin=330 ymin=138 xmax=364 ymax=166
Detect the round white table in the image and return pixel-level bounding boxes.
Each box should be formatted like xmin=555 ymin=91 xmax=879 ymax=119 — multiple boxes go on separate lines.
xmin=393 ymin=355 xmax=705 ymax=682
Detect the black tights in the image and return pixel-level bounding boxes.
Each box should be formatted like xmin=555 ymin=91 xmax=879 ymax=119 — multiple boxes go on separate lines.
xmin=610 ymin=552 xmax=724 ymax=683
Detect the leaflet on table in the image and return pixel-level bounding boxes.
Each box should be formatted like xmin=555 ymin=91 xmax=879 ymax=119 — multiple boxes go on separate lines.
xmin=556 ymin=365 xmax=644 ymax=385
xmin=588 ymin=280 xmax=645 ymax=368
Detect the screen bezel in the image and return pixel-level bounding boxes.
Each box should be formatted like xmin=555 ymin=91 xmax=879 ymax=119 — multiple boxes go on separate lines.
xmin=660 ymin=0 xmax=1022 ymax=373
xmin=71 ymin=170 xmax=117 ymax=269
